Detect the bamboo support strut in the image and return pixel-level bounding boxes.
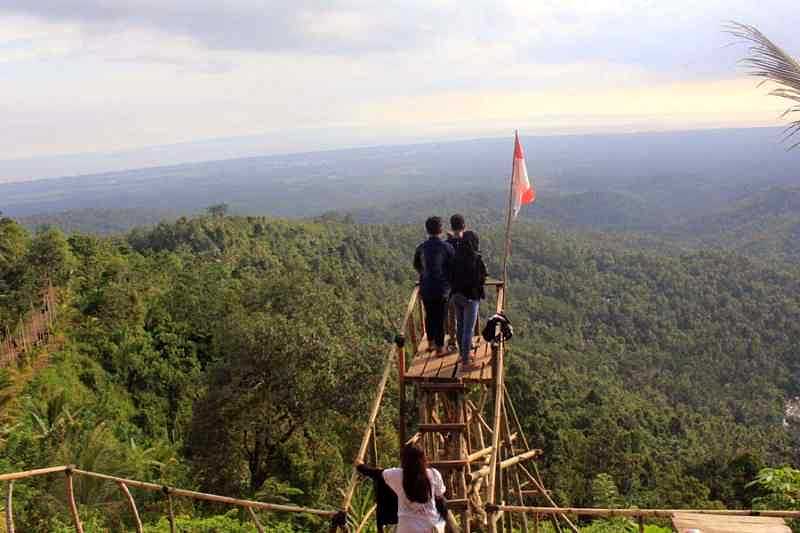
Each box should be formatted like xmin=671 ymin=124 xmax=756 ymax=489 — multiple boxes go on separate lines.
xmin=71 ymin=469 xmax=336 ymax=516
xmin=470 ymin=449 xmax=543 ymax=481
xmin=489 ymin=505 xmax=800 ymax=519
xmin=354 ymin=505 xmax=377 ymax=533
xmin=341 ymin=342 xmax=396 ymax=513
xmin=166 ymin=493 xmax=176 ymax=533
xmin=487 ymin=345 xmax=504 ymax=503
xmin=117 ymin=481 xmax=144 ymax=533
xmin=466 ymin=436 xmax=517 ymax=463
xmin=248 ymin=507 xmax=266 ymax=533
xmin=65 ymin=468 xmax=84 ymax=533
xmin=5 ymin=480 xmax=14 ymax=533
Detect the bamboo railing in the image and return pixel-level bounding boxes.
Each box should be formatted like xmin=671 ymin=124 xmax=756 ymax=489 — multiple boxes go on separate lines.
xmin=0 ymin=465 xmax=336 ymax=533
xmin=4 ymin=464 xmax=800 ymax=532
xmin=490 ymin=504 xmax=800 ymax=520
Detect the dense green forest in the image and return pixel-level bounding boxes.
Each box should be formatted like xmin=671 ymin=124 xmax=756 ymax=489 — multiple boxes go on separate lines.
xmin=1 ymin=212 xmax=800 ymax=531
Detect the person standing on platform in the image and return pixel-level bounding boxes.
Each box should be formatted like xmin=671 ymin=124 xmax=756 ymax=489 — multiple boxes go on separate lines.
xmin=445 ymin=213 xmax=478 ymax=350
xmin=450 ymin=231 xmax=487 ymax=368
xmin=446 ymin=213 xmax=467 ymax=247
xmin=413 ymin=216 xmax=455 ymax=356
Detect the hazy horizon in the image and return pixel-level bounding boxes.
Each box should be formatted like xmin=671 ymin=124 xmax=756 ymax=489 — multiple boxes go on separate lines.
xmin=0 ymin=124 xmax=790 ymax=185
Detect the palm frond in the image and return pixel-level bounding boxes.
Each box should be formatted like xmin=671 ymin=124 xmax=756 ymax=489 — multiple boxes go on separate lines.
xmin=727 ymin=21 xmax=800 ymax=149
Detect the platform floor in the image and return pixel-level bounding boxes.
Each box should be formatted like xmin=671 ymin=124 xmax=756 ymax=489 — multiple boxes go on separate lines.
xmin=405 ymin=334 xmax=494 ymax=383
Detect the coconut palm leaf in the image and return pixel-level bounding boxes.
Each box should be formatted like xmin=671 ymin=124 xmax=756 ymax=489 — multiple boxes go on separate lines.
xmin=727 ymin=21 xmax=800 ymax=149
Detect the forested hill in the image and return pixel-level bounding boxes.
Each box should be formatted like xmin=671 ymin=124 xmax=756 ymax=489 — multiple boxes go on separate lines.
xmin=1 ymin=213 xmax=800 ymax=530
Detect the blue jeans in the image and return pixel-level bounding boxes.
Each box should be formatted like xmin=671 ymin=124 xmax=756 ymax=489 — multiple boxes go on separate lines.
xmin=451 ymin=293 xmax=479 ymax=364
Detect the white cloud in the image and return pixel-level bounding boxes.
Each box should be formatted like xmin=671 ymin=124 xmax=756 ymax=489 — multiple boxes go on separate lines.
xmin=0 ymin=1 xmax=798 ymax=163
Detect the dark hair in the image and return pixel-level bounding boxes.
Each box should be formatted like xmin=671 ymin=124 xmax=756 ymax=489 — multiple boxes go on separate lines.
xmin=401 ymin=444 xmax=431 ymax=503
xmin=462 ymin=230 xmax=479 ymax=253
xmin=450 ymin=213 xmax=465 ymax=232
xmin=425 ymin=216 xmax=443 ymax=235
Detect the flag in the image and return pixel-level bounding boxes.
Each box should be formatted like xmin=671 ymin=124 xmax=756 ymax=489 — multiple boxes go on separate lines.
xmin=511 ymin=131 xmax=535 ymax=218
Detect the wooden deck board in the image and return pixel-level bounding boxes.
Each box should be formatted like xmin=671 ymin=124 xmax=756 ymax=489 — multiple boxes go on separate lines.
xmin=406 ymin=334 xmax=494 ymax=383
xmin=672 ymin=513 xmax=790 ymax=533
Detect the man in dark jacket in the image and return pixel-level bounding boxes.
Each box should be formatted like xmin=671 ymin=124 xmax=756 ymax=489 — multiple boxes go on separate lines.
xmin=413 ymin=216 xmax=455 ymax=355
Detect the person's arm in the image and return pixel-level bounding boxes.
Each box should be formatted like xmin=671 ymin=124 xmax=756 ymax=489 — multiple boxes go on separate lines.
xmin=432 ymin=468 xmax=448 ymax=518
xmin=435 ymin=496 xmax=448 ymax=519
xmin=478 ymin=256 xmax=488 ymax=284
xmin=356 ymin=462 xmax=383 ymax=480
xmin=413 ymin=245 xmax=423 ymax=274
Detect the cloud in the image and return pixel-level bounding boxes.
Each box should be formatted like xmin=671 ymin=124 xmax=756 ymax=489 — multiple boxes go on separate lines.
xmin=1 ymin=0 xmax=797 ymax=76
xmin=0 ymin=1 xmax=443 ymax=55
xmin=0 ymin=0 xmax=798 ymax=163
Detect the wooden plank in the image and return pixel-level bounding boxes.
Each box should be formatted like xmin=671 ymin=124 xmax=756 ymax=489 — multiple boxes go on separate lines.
xmin=672 ymin=513 xmax=790 ymax=533
xmin=457 ymin=337 xmax=494 ymax=382
xmin=418 ymin=382 xmax=468 ymax=391
xmin=446 ymin=498 xmax=470 ymax=510
xmin=419 ymin=423 xmax=467 ymax=433
xmin=429 ymin=459 xmax=470 ymax=470
xmin=431 ymin=352 xmax=460 ymax=380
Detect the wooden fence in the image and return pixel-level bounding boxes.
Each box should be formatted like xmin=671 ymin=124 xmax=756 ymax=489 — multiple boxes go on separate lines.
xmin=0 ymin=284 xmax=57 ymax=369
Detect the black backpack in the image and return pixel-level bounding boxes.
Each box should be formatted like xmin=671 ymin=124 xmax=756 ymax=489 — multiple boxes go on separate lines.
xmin=451 ymin=246 xmax=486 ymax=299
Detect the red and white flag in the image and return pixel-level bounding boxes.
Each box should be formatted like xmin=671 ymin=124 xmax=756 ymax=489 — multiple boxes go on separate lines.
xmin=511 ymin=131 xmax=535 ymax=218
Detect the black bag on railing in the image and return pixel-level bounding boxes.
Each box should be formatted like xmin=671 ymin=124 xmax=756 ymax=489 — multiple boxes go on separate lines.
xmin=482 ymin=312 xmax=513 ymax=343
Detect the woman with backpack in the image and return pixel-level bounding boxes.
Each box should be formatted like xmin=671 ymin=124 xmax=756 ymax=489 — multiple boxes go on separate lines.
xmin=450 ymin=230 xmax=487 ymax=369
xmin=357 ymin=444 xmax=448 ymax=532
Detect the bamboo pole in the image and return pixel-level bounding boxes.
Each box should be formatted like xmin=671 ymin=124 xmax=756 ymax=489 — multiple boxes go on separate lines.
xmin=470 ymin=450 xmax=542 ymax=481
xmin=502 ymin=386 xmax=578 ymax=533
xmin=397 ymin=336 xmax=407 ymax=447
xmin=117 ymin=481 xmax=144 ymax=533
xmin=341 ymin=343 xmax=396 ymax=513
xmin=501 ymin=133 xmax=517 ymax=297
xmin=486 ymin=341 xmax=504 ymax=533
xmin=0 ymin=465 xmax=69 ymax=482
xmin=501 ymin=400 xmax=528 ymax=533
xmin=491 ymin=505 xmax=800 ymax=519
xmin=5 ymin=480 xmax=14 ymax=533
xmin=166 ymin=492 xmax=176 ymax=533
xmin=354 ymin=505 xmax=376 ymax=533
xmin=71 ymin=469 xmax=336 ymax=516
xmin=248 ymin=507 xmax=266 ymax=533
xmin=65 ymin=468 xmax=84 ymax=533
xmin=516 ymin=464 xmax=578 ymax=533
xmin=467 ymin=435 xmax=517 ymax=464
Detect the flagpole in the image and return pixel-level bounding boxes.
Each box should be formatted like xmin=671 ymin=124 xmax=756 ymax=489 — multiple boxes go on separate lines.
xmin=500 ymin=130 xmax=517 ymax=311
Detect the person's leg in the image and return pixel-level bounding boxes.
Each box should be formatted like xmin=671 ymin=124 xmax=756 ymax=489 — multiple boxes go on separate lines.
xmin=434 ymin=296 xmax=448 ymax=349
xmin=446 ymin=300 xmax=457 ymax=351
xmin=462 ymin=299 xmax=480 ymax=364
xmin=423 ymin=296 xmax=445 ymax=350
xmin=452 ymin=294 xmax=467 ymax=361
xmin=422 ymin=297 xmax=436 ymax=351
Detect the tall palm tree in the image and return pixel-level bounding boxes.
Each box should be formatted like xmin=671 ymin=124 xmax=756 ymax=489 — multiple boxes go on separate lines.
xmin=728 ymin=22 xmax=800 ymax=149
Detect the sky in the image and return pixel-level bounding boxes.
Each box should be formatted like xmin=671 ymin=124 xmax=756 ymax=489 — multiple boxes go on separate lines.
xmin=0 ymin=1 xmax=798 ymax=180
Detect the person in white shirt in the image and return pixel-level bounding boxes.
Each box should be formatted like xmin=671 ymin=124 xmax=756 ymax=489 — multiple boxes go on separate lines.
xmin=379 ymin=444 xmax=447 ymax=533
